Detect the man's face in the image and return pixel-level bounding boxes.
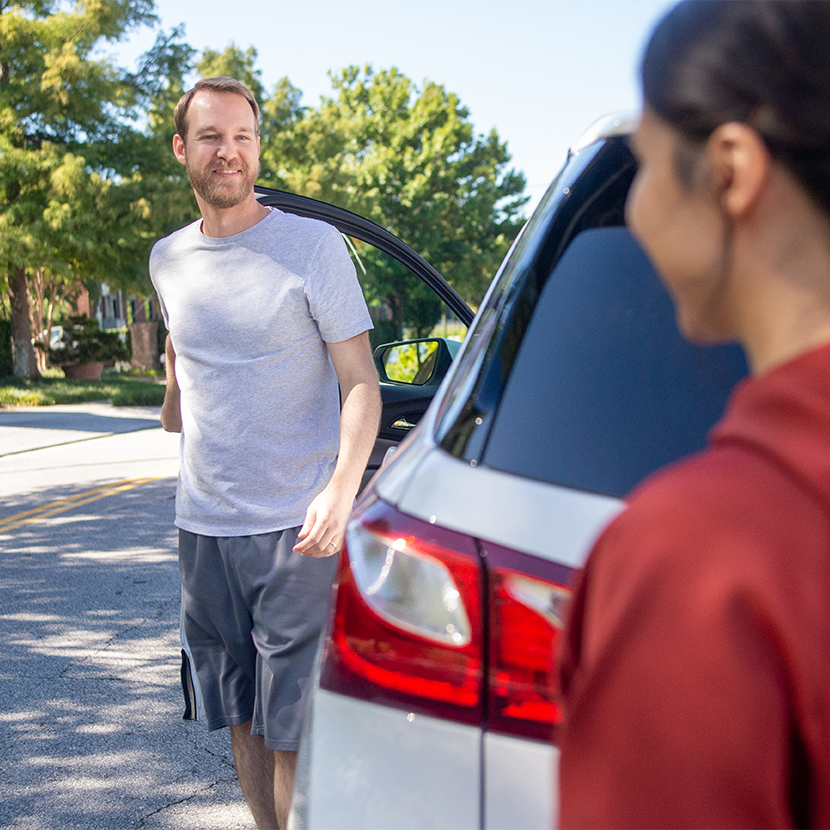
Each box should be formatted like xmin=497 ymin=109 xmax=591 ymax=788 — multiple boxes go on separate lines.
xmin=174 ymin=90 xmax=260 ymax=210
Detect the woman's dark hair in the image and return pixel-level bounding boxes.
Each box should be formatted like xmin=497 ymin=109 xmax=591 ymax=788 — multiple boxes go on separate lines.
xmin=641 ymin=0 xmax=830 ymax=215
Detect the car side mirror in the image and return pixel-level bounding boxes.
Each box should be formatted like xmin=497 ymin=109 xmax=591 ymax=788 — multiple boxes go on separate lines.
xmin=374 ymin=338 xmax=460 ymax=386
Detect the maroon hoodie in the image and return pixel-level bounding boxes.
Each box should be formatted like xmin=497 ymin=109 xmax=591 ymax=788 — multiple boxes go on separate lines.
xmin=559 ymin=342 xmax=830 ymax=829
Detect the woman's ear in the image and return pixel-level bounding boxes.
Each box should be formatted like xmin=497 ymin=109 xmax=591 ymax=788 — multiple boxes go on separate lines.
xmin=706 ymin=122 xmax=771 ymax=219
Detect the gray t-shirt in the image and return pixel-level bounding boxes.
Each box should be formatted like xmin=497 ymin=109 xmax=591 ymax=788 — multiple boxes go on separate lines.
xmin=149 ymin=208 xmax=373 ymax=536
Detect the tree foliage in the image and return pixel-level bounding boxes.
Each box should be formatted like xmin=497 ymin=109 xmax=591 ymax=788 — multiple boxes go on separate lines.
xmin=0 ymin=0 xmax=190 ymax=376
xmin=197 ymin=43 xmax=265 ymax=105
xmin=260 ymin=66 xmax=527 ymax=335
xmin=1 ymin=13 xmax=527 ymax=374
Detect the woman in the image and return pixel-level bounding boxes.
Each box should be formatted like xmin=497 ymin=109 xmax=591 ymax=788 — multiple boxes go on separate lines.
xmin=558 ymin=2 xmax=830 ymax=827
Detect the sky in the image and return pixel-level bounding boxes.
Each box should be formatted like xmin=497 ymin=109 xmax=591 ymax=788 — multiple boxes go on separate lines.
xmin=113 ymin=0 xmax=678 ymax=213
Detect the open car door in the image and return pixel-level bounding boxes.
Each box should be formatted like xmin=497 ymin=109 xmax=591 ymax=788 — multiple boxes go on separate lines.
xmin=254 ymin=187 xmax=475 ymax=487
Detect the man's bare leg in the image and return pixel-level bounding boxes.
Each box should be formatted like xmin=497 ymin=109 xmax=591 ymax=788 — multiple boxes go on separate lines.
xmin=274 ymin=750 xmax=298 ymax=829
xmin=229 ymin=721 xmax=298 ymax=830
xmin=230 ymin=721 xmax=278 ymax=829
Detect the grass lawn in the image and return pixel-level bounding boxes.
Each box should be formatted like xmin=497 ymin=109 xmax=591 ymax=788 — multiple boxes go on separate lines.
xmin=0 ymin=371 xmax=166 ymax=408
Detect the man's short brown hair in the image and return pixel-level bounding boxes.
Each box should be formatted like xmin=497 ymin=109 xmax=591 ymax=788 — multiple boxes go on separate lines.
xmin=173 ymin=77 xmax=260 ymax=140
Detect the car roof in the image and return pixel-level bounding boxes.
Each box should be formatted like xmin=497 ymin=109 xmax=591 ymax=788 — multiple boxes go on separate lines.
xmin=569 ymin=112 xmax=638 ymax=156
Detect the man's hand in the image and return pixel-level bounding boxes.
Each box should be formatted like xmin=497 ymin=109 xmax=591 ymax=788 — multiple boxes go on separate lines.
xmin=293 ymin=484 xmax=353 ymax=557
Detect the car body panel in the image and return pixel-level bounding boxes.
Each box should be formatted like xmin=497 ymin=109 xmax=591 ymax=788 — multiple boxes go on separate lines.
xmin=483 ymin=734 xmax=556 ymax=830
xmin=290 ymin=688 xmax=480 ymax=830
xmin=373 ymin=423 xmax=623 ymax=566
xmin=390 ymin=442 xmax=624 ymax=567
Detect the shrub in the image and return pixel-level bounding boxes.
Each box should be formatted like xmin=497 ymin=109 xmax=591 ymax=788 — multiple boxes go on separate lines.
xmin=39 ymin=315 xmax=129 ymax=367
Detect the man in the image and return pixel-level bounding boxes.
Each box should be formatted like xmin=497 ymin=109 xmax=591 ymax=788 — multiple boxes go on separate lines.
xmin=149 ymin=77 xmax=381 ymax=830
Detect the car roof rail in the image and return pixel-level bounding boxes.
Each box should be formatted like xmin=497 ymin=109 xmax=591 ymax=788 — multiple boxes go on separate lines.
xmin=569 ymin=112 xmax=638 ymax=157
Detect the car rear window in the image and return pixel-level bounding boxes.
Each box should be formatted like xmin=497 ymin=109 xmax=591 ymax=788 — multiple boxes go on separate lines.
xmin=481 ymin=227 xmax=748 ymax=498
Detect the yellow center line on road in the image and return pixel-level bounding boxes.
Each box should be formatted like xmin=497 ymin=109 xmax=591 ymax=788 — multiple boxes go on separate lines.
xmin=0 ymin=465 xmax=177 ymax=536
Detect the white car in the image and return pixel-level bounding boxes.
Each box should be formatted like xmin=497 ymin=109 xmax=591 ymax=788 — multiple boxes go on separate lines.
xmin=261 ymin=115 xmax=749 ymax=830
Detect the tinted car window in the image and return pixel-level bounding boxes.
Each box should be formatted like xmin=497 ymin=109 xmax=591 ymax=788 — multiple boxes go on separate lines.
xmin=437 ymin=138 xmax=638 ymax=464
xmin=482 ymin=227 xmax=748 ymax=498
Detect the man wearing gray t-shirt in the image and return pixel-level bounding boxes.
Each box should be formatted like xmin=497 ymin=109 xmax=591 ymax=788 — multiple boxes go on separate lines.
xmin=149 ymin=77 xmax=381 ymax=830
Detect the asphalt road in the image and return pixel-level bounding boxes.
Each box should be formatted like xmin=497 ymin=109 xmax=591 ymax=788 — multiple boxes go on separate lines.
xmin=0 ymin=403 xmax=253 ymax=830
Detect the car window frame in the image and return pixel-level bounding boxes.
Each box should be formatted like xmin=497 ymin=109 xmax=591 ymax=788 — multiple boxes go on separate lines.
xmin=253 ymin=187 xmax=474 ymax=327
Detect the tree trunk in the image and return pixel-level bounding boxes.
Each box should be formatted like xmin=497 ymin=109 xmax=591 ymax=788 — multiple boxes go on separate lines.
xmin=8 ymin=266 xmax=39 ymax=379
xmin=30 ymin=267 xmax=48 ymax=374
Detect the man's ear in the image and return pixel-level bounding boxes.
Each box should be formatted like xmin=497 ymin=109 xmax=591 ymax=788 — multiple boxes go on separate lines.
xmin=706 ymin=122 xmax=771 ymax=219
xmin=172 ymin=133 xmax=187 ymax=166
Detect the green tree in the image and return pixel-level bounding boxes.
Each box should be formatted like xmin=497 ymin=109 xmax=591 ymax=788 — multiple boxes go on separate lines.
xmin=196 ymin=43 xmax=265 ymax=105
xmin=258 ymin=75 xmax=305 ymax=190
xmin=0 ymin=0 xmax=193 ymax=377
xmin=113 ymin=26 xmax=197 ymax=273
xmin=259 ymin=65 xmax=527 ymax=337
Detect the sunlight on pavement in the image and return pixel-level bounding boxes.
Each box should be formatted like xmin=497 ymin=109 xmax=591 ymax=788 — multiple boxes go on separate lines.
xmin=0 ymin=465 xmax=178 ymax=535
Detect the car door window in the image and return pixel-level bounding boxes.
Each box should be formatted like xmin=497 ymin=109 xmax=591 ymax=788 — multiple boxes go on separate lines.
xmin=342 ymin=236 xmax=468 ymax=351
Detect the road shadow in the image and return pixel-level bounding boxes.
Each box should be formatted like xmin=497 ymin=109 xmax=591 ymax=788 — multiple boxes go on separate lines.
xmin=0 ymin=408 xmax=161 ymax=434
xmin=0 ymin=478 xmax=253 ymax=829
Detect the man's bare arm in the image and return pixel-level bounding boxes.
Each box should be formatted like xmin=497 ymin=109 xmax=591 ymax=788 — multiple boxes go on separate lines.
xmin=294 ymin=331 xmax=381 ymax=557
xmin=161 ymin=334 xmax=182 ymax=433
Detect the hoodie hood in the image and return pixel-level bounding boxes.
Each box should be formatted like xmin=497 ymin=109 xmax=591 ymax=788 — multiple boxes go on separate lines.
xmin=711 ymin=341 xmax=830 ymax=509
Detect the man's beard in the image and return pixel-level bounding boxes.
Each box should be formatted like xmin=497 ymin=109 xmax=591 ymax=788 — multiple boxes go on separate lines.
xmin=186 ymin=158 xmax=259 ymax=209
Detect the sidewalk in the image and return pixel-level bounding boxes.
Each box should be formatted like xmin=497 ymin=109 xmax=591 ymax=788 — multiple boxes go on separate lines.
xmin=0 ymin=401 xmax=165 ymax=456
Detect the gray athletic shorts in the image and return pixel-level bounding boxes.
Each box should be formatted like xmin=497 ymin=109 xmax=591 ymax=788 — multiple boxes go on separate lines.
xmin=178 ymin=528 xmax=338 ymax=751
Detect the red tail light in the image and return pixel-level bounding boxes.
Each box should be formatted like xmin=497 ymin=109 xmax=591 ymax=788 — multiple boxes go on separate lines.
xmin=486 ymin=553 xmax=572 ymax=740
xmin=320 ymin=499 xmax=484 ymax=725
xmin=319 ymin=499 xmax=573 ymax=740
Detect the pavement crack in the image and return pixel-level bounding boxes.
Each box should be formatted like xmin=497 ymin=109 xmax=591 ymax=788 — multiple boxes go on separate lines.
xmin=1 ymin=424 xmax=162 ymax=458
xmin=183 ymin=725 xmax=236 ymax=772
xmin=134 ymin=779 xmax=238 ymax=829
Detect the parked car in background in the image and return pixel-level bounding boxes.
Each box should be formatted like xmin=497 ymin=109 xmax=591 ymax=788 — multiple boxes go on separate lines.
xmin=279 ymin=114 xmax=749 ymax=830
